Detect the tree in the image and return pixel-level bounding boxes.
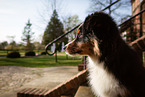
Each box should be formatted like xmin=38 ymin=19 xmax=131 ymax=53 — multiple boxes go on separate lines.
xmin=0 ymin=41 xmax=8 ymax=49
xmin=63 ymin=15 xmax=81 ymax=42
xmin=33 ymin=41 xmax=45 ymax=52
xmin=62 ymin=15 xmax=81 ymax=59
xmin=89 ymin=0 xmax=131 ymax=23
xmin=38 ymin=0 xmax=64 ymax=25
xmin=42 ymin=9 xmax=67 ymax=62
xmin=43 ymin=9 xmax=67 ymax=46
xmin=6 ymin=40 xmax=18 ymax=50
xmin=17 ymin=42 xmax=25 ymax=50
xmin=22 ymin=20 xmax=35 ymax=51
xmin=9 ymin=41 xmax=17 ymax=50
xmin=6 ymin=36 xmax=17 ymax=50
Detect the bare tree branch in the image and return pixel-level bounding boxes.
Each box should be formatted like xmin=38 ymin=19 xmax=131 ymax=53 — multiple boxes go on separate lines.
xmin=111 ymin=3 xmax=121 ymax=12
xmin=88 ymin=0 xmax=132 ymax=24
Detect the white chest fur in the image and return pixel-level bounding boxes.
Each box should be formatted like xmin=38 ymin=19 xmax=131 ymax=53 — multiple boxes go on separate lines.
xmin=87 ymin=57 xmax=126 ymax=97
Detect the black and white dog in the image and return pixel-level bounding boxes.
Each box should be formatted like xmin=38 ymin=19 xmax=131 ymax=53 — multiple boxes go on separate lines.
xmin=66 ymin=12 xmax=145 ymax=97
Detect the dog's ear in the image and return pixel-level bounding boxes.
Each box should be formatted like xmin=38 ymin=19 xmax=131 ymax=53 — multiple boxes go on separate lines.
xmin=86 ymin=16 xmax=102 ymax=30
xmin=83 ymin=14 xmax=106 ymax=40
xmin=90 ymin=18 xmax=106 ymax=40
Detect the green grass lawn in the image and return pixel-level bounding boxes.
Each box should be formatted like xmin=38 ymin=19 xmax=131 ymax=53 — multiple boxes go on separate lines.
xmin=0 ymin=53 xmax=82 ymax=68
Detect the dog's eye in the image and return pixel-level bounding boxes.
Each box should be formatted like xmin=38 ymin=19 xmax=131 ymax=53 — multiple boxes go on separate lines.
xmin=78 ymin=33 xmax=83 ymax=38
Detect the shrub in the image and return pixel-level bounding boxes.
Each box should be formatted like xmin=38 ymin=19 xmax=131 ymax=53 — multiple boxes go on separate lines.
xmin=7 ymin=51 xmax=20 ymax=58
xmin=41 ymin=51 xmax=46 ymax=55
xmin=25 ymin=51 xmax=36 ymax=56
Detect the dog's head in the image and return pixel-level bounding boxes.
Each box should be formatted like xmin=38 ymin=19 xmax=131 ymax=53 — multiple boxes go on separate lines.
xmin=66 ymin=12 xmax=119 ymax=59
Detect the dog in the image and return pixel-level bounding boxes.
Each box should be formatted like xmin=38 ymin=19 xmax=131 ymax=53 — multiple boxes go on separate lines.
xmin=66 ymin=12 xmax=145 ymax=97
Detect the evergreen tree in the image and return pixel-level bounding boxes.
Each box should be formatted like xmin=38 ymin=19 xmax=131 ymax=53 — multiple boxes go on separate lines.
xmin=22 ymin=20 xmax=35 ymax=51
xmin=43 ymin=9 xmax=67 ymax=50
xmin=43 ymin=9 xmax=67 ymax=62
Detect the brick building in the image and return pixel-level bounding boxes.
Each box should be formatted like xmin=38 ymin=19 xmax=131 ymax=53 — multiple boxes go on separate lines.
xmin=120 ymin=0 xmax=145 ymax=42
xmin=130 ymin=0 xmax=145 ymax=41
xmin=132 ymin=0 xmax=145 ymax=34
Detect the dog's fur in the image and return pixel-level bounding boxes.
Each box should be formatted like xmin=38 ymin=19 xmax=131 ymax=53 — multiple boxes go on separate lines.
xmin=66 ymin=12 xmax=145 ymax=97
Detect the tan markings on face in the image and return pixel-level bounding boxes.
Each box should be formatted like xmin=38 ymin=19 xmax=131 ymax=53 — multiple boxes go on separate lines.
xmin=93 ymin=39 xmax=101 ymax=56
xmin=77 ymin=29 xmax=80 ymax=34
xmin=66 ymin=38 xmax=101 ymax=57
xmin=66 ymin=39 xmax=94 ymax=56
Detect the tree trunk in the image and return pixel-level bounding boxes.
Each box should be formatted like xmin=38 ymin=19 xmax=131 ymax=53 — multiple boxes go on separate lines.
xmin=55 ymin=50 xmax=57 ymax=63
xmin=66 ymin=54 xmax=68 ymax=59
xmin=55 ymin=43 xmax=58 ymax=63
xmin=108 ymin=0 xmax=112 ymax=15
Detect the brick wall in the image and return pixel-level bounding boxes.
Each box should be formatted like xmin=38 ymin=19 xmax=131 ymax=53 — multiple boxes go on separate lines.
xmin=17 ymin=70 xmax=88 ymax=97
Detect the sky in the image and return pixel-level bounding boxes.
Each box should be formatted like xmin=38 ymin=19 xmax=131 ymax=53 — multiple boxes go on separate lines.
xmin=0 ymin=0 xmax=132 ymax=44
xmin=0 ymin=0 xmax=91 ymax=43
